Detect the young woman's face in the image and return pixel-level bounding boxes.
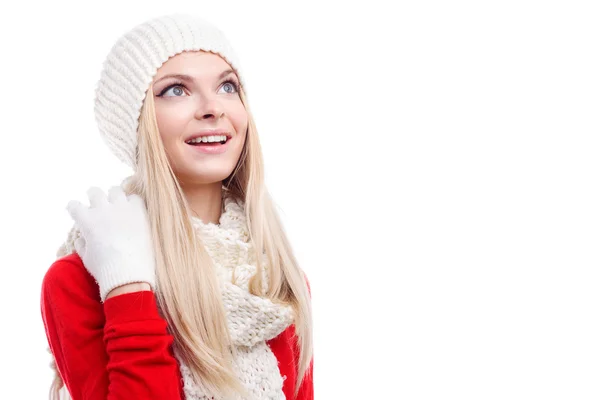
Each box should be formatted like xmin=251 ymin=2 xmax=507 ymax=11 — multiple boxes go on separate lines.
xmin=151 ymin=50 xmax=248 ymax=185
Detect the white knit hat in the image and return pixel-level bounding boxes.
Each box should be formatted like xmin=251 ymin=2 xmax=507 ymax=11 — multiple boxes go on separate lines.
xmin=93 ymin=13 xmax=246 ymax=170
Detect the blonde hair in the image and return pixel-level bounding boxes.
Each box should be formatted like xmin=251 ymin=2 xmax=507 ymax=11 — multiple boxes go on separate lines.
xmin=49 ymin=81 xmax=313 ymax=399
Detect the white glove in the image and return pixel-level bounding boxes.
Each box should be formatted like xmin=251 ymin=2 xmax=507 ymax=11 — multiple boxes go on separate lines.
xmin=66 ymin=186 xmax=156 ymax=302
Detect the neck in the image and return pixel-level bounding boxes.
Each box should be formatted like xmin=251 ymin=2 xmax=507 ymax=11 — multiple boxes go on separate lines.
xmin=180 ymin=181 xmax=224 ymax=225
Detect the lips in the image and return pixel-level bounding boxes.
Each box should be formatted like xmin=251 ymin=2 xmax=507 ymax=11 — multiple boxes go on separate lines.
xmin=186 ymin=135 xmax=232 ymax=154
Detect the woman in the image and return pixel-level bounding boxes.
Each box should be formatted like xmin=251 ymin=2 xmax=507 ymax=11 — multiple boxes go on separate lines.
xmin=40 ymin=13 xmax=314 ymax=400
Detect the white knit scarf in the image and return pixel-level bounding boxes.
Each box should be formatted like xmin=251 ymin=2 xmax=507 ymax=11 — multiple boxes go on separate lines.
xmin=57 ymin=188 xmax=295 ymax=400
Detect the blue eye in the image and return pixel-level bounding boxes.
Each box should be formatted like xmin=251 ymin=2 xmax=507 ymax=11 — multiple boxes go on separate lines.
xmin=220 ymin=79 xmax=240 ymax=94
xmin=159 ymin=83 xmax=186 ymax=97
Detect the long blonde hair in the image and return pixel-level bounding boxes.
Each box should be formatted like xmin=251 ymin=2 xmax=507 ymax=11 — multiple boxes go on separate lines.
xmin=49 ymin=82 xmax=313 ymax=399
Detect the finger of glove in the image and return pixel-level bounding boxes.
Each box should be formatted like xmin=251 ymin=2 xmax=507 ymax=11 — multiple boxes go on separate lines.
xmin=66 ymin=200 xmax=90 ymax=225
xmin=107 ymin=185 xmax=128 ymax=204
xmin=87 ymin=186 xmax=109 ymax=208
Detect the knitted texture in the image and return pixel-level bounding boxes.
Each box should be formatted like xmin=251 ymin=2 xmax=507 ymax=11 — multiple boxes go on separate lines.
xmin=57 ymin=185 xmax=295 ymax=400
xmin=93 ymin=13 xmax=246 ymax=170
xmin=180 ymin=192 xmax=294 ymax=400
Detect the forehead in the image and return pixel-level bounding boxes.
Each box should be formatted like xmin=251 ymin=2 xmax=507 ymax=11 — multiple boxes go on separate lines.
xmin=155 ymin=50 xmax=232 ymax=79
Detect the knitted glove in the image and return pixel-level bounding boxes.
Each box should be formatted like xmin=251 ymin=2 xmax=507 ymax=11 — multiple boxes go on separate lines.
xmin=66 ymin=186 xmax=156 ymax=302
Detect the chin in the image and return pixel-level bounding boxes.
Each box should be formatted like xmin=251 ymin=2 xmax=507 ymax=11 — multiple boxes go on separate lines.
xmin=178 ymin=164 xmax=237 ymax=185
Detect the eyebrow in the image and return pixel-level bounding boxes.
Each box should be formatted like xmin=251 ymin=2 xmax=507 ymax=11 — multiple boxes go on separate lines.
xmin=154 ymin=69 xmax=236 ymax=85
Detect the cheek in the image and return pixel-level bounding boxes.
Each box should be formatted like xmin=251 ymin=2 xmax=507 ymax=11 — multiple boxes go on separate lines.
xmin=155 ymin=104 xmax=188 ymax=144
xmin=228 ymin=102 xmax=249 ymax=134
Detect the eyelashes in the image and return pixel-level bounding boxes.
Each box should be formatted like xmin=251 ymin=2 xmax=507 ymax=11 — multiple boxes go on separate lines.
xmin=157 ymin=78 xmax=241 ymax=97
xmin=223 ymin=79 xmax=241 ymax=93
xmin=223 ymin=78 xmax=241 ymax=93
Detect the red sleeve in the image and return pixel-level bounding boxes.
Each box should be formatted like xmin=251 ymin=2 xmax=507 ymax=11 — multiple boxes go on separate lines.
xmin=40 ymin=253 xmax=183 ymax=400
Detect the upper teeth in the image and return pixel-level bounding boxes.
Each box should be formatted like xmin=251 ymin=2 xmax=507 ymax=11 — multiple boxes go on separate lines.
xmin=186 ymin=135 xmax=227 ymax=144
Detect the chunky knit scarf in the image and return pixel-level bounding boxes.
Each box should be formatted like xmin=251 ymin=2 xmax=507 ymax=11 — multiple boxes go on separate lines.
xmin=57 ymin=188 xmax=295 ymax=400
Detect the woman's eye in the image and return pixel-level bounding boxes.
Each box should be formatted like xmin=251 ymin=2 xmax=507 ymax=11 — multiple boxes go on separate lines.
xmin=161 ymin=85 xmax=186 ymax=97
xmin=220 ymin=81 xmax=239 ymax=94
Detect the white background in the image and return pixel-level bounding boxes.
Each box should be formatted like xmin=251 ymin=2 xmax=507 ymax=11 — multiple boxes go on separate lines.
xmin=0 ymin=0 xmax=598 ymax=398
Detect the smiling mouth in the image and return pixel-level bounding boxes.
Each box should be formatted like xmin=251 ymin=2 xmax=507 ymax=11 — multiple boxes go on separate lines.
xmin=185 ymin=137 xmax=230 ymax=146
xmin=185 ymin=136 xmax=232 ymax=154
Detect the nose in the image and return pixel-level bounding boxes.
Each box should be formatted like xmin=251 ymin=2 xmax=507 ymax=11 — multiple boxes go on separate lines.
xmin=194 ymin=95 xmax=225 ymax=120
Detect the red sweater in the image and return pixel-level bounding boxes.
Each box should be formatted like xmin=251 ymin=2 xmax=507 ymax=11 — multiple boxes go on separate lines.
xmin=40 ymin=253 xmax=313 ymax=399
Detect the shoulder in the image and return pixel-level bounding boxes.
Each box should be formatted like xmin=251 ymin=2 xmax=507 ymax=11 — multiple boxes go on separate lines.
xmin=267 ymin=323 xmax=298 ymax=361
xmin=41 ymin=253 xmax=101 ymax=306
xmin=267 ymin=324 xmax=299 ymax=397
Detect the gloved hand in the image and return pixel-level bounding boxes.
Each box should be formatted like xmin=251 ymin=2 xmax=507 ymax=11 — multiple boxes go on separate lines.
xmin=66 ymin=186 xmax=156 ymax=302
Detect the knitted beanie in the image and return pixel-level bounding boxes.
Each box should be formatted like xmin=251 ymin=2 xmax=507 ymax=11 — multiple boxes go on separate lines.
xmin=93 ymin=13 xmax=246 ymax=171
